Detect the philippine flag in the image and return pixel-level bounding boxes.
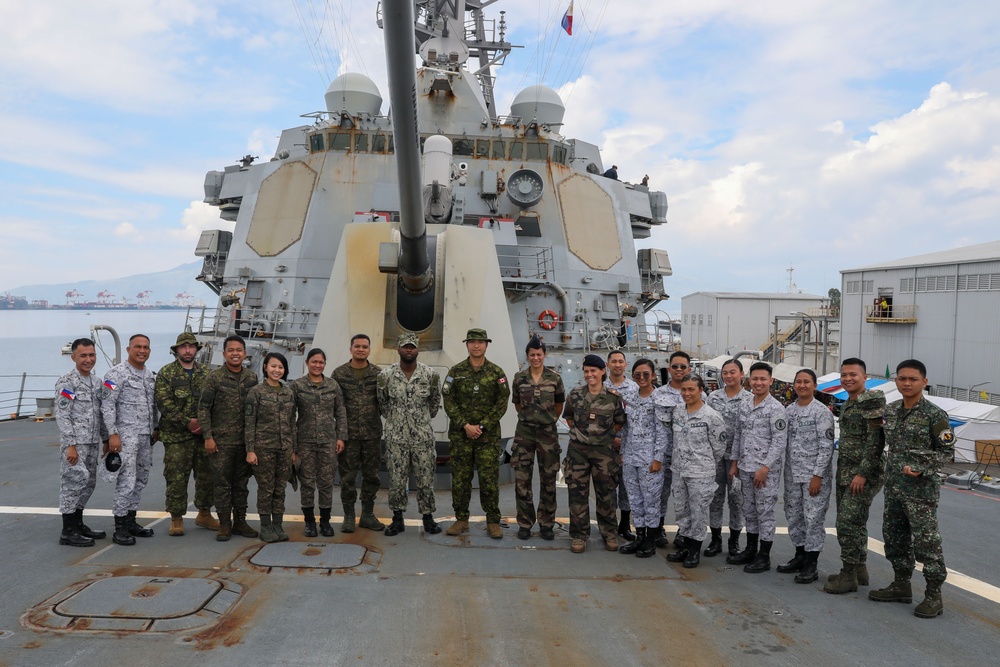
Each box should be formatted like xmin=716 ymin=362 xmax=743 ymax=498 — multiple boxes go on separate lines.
xmin=60 ymin=388 xmax=75 ymax=400
xmin=104 ymin=379 xmax=117 ymax=391
xmin=561 ymin=1 xmax=573 ymax=36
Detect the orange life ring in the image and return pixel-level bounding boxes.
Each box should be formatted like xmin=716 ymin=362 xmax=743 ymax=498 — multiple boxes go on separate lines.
xmin=538 ymin=310 xmax=559 ymax=330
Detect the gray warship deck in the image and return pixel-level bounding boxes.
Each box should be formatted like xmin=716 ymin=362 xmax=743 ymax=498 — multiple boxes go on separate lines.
xmin=1 ymin=418 xmax=998 ymax=666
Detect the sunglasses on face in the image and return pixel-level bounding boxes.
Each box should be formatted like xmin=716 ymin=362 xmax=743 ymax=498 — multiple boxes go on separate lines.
xmin=633 ymin=371 xmax=653 ymax=379
xmin=670 ymin=365 xmax=688 ymax=370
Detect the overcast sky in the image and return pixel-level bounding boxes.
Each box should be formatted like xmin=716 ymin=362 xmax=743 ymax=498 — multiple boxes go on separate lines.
xmin=2 ymin=0 xmax=998 ymax=313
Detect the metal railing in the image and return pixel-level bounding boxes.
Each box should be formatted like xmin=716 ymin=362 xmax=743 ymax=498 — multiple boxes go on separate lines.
xmin=184 ymin=305 xmax=322 ymax=343
xmin=0 ymin=373 xmax=61 ymax=421
xmin=864 ymin=303 xmax=917 ymax=322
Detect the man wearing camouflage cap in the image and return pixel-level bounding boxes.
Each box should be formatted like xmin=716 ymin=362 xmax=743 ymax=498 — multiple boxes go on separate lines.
xmin=154 ymin=332 xmax=219 ymax=536
xmin=377 ymin=333 xmax=443 ymax=536
xmin=443 ymin=328 xmax=510 ymax=539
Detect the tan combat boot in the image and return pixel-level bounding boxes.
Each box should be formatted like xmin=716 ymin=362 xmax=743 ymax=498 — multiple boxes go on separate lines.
xmin=232 ymin=510 xmax=259 ymax=538
xmin=169 ymin=514 xmax=185 ymax=536
xmin=195 ymin=509 xmax=221 ymax=531
xmin=487 ymin=523 xmax=503 ymax=539
xmin=446 ymin=519 xmax=470 ymax=536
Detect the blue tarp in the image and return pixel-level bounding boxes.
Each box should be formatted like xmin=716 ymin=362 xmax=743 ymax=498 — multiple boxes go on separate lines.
xmin=818 ymin=378 xmax=887 ymax=401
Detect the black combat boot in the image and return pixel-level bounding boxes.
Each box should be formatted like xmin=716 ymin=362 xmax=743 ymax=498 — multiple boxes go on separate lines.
xmin=75 ymin=509 xmax=106 ymax=539
xmin=60 ymin=513 xmax=94 ymax=547
xmin=319 ymin=508 xmax=335 ymax=537
xmin=112 ymin=514 xmax=136 ymax=546
xmin=619 ymin=527 xmax=643 ymax=555
xmin=666 ymin=536 xmax=689 ymax=563
xmin=795 ymin=551 xmax=820 ymax=584
xmin=384 ymin=510 xmax=405 ymax=536
xmin=727 ymin=532 xmax=758 ymax=565
xmin=745 ymin=539 xmax=772 ymax=573
xmin=617 ymin=511 xmax=637 ymax=541
xmin=636 ymin=527 xmax=657 ymax=558
xmin=654 ymin=516 xmax=669 ymax=548
xmin=914 ymin=580 xmax=944 ymax=618
xmin=422 ymin=514 xmax=442 ymax=534
xmin=777 ymin=545 xmax=806 ymax=573
xmin=703 ymin=527 xmax=723 ymax=557
xmin=126 ymin=510 xmax=154 ymax=538
xmin=302 ymin=507 xmax=317 ymax=537
xmin=684 ymin=540 xmax=703 ymax=569
xmin=727 ymin=529 xmax=742 ymax=558
xmin=217 ymin=512 xmax=232 ymax=542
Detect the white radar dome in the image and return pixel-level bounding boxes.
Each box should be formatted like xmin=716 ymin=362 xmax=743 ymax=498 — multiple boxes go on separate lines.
xmin=510 ymin=85 xmax=565 ymax=126
xmin=325 ymin=73 xmax=383 ymax=116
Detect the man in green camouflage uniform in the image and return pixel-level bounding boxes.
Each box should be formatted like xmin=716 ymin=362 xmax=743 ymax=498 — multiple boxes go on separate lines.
xmin=198 ymin=335 xmax=259 ymax=541
xmin=825 ymin=358 xmax=886 ymax=594
xmin=155 ymin=332 xmax=219 ymax=536
xmin=332 ymin=334 xmax=384 ymax=532
xmin=870 ymin=359 xmax=952 ymax=618
xmin=563 ymin=354 xmax=626 ymax=553
xmin=443 ymin=328 xmax=510 ymax=539
xmin=511 ymin=335 xmax=565 ymax=540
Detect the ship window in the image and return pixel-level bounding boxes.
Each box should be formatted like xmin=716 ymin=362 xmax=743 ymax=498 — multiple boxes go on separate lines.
xmin=525 ymin=142 xmax=548 ymax=161
xmin=475 ymin=140 xmax=490 ymax=157
xmin=510 ymin=141 xmax=524 ymax=160
xmin=552 ymin=144 xmax=568 ymax=164
xmin=453 ymin=138 xmax=474 ymax=156
xmin=328 ymin=132 xmax=352 ymax=151
xmin=371 ymin=134 xmax=386 ymax=152
xmin=354 ymin=134 xmax=368 ymax=152
xmin=491 ymin=140 xmax=505 ymax=159
xmin=309 ymin=134 xmax=324 ymax=153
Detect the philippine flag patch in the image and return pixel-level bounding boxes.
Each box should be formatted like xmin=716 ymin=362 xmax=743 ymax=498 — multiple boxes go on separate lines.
xmin=103 ymin=379 xmax=117 ymax=391
xmin=60 ymin=388 xmax=75 ymax=400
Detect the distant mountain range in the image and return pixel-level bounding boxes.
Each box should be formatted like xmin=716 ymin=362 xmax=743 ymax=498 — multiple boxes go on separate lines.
xmin=3 ymin=261 xmax=209 ymax=307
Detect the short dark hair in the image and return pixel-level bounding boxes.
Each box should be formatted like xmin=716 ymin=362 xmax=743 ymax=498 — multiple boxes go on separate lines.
xmin=71 ymin=337 xmax=95 ymax=351
xmin=680 ymin=373 xmax=706 ymax=393
xmin=306 ymin=348 xmax=326 ymax=362
xmin=669 ymin=350 xmax=691 ymax=364
xmin=632 ymin=358 xmax=655 ymax=374
xmin=223 ymin=335 xmax=246 ymax=351
xmin=794 ymin=368 xmax=818 ymax=384
xmin=607 ymin=350 xmax=626 ymax=362
xmin=896 ymin=359 xmax=927 ymax=377
xmin=721 ymin=358 xmax=744 ymax=372
xmin=350 ymin=333 xmax=371 ymax=345
xmin=841 ymin=357 xmax=867 ymax=373
xmin=262 ymin=352 xmax=289 ymax=380
xmin=748 ymin=361 xmax=772 ymax=377
xmin=128 ymin=333 xmax=150 ymax=344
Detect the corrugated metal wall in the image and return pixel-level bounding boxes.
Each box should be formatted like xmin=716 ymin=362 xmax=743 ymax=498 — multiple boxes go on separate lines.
xmin=682 ymin=294 xmax=826 ymax=357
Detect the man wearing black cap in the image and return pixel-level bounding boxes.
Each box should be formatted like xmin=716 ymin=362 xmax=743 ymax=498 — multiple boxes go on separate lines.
xmin=155 ymin=332 xmax=219 ymax=536
xmin=562 ymin=354 xmax=626 ymax=553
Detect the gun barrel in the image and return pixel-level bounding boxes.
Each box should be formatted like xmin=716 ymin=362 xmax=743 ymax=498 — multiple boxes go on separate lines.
xmin=382 ymin=0 xmax=431 ymax=293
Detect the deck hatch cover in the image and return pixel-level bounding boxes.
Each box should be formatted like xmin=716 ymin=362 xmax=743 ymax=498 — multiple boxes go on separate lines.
xmin=250 ymin=542 xmax=367 ymax=569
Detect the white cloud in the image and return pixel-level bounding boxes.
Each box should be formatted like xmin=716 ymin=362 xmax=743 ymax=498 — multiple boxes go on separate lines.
xmin=170 ymin=201 xmax=234 ymax=242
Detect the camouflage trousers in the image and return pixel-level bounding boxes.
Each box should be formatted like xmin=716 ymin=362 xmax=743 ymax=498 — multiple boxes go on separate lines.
xmin=386 ymin=438 xmax=436 ymax=515
xmin=298 ymin=441 xmax=337 ymax=509
xmin=674 ymin=475 xmax=717 ymax=540
xmin=616 ymin=462 xmax=630 ymax=512
xmin=565 ymin=441 xmax=619 ymax=540
xmin=783 ymin=475 xmax=833 ymax=552
xmin=834 ymin=477 xmax=883 ymax=566
xmin=59 ymin=442 xmax=99 ymax=514
xmin=450 ymin=436 xmax=501 ymax=524
xmin=709 ymin=456 xmax=743 ymax=531
xmin=162 ymin=438 xmax=214 ymax=515
xmin=211 ymin=442 xmax=253 ymax=515
xmin=339 ymin=438 xmax=382 ymax=507
xmin=883 ymin=476 xmax=947 ymax=583
xmin=113 ymin=434 xmax=153 ymax=516
xmin=621 ymin=463 xmax=663 ymax=528
xmin=252 ymin=449 xmax=292 ymax=515
xmin=513 ymin=422 xmax=561 ymax=529
xmin=738 ymin=466 xmax=781 ymax=541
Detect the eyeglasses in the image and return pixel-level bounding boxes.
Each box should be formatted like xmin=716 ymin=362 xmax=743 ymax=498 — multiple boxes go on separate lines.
xmin=632 ymin=371 xmax=653 ymax=379
xmin=670 ymin=365 xmax=689 ymax=370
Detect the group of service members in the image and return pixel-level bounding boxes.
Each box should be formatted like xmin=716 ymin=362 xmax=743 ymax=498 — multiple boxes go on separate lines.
xmin=55 ymin=329 xmax=952 ymax=618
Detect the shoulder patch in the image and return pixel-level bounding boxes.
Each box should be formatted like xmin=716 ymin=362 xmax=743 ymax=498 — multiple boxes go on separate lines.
xmin=774 ymin=418 xmax=786 ymax=431
xmin=940 ymin=429 xmax=955 ymax=444
xmin=245 ymin=402 xmax=255 ymax=416
xmin=57 ymin=396 xmax=72 ymax=410
xmin=498 ymin=377 xmax=506 ymax=384
xmin=826 ymin=428 xmax=835 ymax=440
xmin=60 ymin=387 xmax=75 ymax=400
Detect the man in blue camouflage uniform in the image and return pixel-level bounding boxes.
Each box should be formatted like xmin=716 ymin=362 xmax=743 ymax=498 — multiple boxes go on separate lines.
xmin=55 ymin=338 xmax=108 ymax=547
xmin=101 ymin=334 xmax=159 ymax=546
xmin=869 ymin=359 xmax=952 ymax=618
xmin=604 ymin=349 xmax=638 ymax=541
xmin=443 ymin=328 xmax=510 ymax=539
xmin=728 ymin=361 xmax=787 ymax=573
xmin=705 ymin=358 xmax=749 ymax=558
xmin=825 ymin=358 xmax=885 ymax=594
xmin=377 ymin=333 xmax=443 ymax=536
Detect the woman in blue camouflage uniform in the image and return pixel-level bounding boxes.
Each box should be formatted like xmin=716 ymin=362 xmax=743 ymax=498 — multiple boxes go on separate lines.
xmin=246 ymin=352 xmax=297 ymax=543
xmin=617 ymin=358 xmax=668 ymax=558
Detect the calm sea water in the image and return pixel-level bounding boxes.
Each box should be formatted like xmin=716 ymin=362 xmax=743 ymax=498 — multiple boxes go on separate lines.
xmin=0 ymin=310 xmax=189 ymax=417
